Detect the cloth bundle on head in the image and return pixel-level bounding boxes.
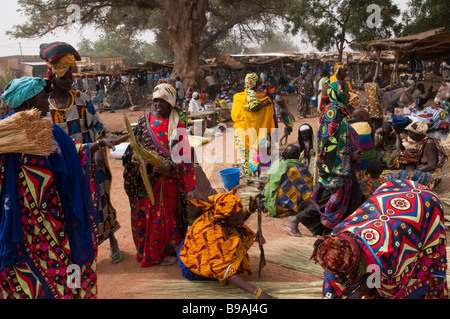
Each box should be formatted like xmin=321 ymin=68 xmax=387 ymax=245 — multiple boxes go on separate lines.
xmin=299 ymin=124 xmax=311 ymax=132
xmin=153 ymin=83 xmax=177 ymax=107
xmin=333 ymin=62 xmax=347 ymax=76
xmin=191 ymin=186 xmax=243 ymax=220
xmin=152 ymin=83 xmax=180 ymax=149
xmin=39 ymin=42 xmax=81 ymax=78
xmin=1 ymin=77 xmax=47 ymax=109
xmin=244 ymin=73 xmax=259 ymax=89
xmin=327 ymin=81 xmax=346 ymax=104
xmin=392 ymin=115 xmax=410 ymax=127
xmin=311 ymin=232 xmax=360 ymax=280
xmin=405 ymin=121 xmax=428 ymax=135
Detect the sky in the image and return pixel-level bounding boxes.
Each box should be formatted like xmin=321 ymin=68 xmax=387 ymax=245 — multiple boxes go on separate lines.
xmin=0 ymin=0 xmax=410 ymax=58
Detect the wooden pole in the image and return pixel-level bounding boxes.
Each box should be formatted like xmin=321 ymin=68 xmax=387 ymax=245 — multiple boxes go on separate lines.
xmin=373 ymin=49 xmax=381 ymax=83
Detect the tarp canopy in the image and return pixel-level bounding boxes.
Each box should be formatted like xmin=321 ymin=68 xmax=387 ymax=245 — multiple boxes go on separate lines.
xmin=365 ymin=28 xmax=450 ymax=61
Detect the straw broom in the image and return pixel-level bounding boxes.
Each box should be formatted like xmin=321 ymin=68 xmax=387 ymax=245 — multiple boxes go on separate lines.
xmin=124 ymin=114 xmax=164 ymax=205
xmin=0 ymin=108 xmax=55 ymax=156
xmin=124 ymin=279 xmax=323 ymax=299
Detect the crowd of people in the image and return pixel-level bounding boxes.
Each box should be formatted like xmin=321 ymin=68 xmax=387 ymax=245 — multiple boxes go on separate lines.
xmin=0 ymin=41 xmax=449 ymax=300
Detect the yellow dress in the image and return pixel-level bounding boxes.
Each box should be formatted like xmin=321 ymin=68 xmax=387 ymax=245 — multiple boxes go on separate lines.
xmin=232 ymin=90 xmax=275 ymax=175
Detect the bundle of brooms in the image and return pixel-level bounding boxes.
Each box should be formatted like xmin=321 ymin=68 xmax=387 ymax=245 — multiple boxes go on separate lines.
xmin=0 ymin=108 xmax=55 ymax=156
xmin=124 ymin=114 xmax=164 ymax=205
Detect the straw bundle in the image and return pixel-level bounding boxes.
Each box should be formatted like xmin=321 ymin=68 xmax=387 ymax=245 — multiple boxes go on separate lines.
xmin=124 ymin=114 xmax=164 ymax=168
xmin=123 ymin=279 xmax=323 ymax=299
xmin=124 ymin=114 xmax=165 ymax=205
xmin=263 ymin=243 xmax=325 ymax=278
xmin=0 ymin=108 xmax=55 ymax=156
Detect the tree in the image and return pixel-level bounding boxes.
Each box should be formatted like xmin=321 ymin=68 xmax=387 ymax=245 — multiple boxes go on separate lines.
xmin=9 ymin=0 xmax=207 ymax=86
xmin=401 ymin=0 xmax=450 ymax=35
xmin=258 ymin=32 xmax=300 ymax=53
xmin=283 ymin=0 xmax=401 ymax=61
xmin=77 ymin=31 xmax=164 ymax=66
xmin=9 ymin=0 xmax=297 ymax=87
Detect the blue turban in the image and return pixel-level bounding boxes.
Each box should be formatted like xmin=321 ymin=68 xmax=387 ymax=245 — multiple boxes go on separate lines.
xmin=1 ymin=77 xmax=47 ymax=109
xmin=392 ymin=115 xmax=410 ymax=127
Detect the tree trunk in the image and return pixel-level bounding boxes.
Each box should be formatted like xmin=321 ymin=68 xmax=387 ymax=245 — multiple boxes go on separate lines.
xmin=160 ymin=0 xmax=208 ymax=88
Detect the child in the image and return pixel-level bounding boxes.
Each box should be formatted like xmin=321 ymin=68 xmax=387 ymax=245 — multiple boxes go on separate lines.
xmin=360 ymin=158 xmax=385 ymax=200
xmin=280 ymin=103 xmax=295 ymax=146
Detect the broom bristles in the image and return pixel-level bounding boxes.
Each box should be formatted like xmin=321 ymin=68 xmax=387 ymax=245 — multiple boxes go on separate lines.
xmin=124 ymin=114 xmax=164 ymax=168
xmin=0 ymin=109 xmax=55 ymax=156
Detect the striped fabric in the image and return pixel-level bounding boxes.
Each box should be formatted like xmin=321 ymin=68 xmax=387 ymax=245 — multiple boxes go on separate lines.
xmin=39 ymin=42 xmax=81 ymax=63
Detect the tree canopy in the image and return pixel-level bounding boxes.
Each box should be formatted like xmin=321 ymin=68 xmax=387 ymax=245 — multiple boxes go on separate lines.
xmin=283 ymin=0 xmax=401 ymax=61
xmin=401 ymin=0 xmax=450 ymax=36
xmin=9 ymin=0 xmax=435 ymax=86
xmin=77 ymin=31 xmax=165 ymax=66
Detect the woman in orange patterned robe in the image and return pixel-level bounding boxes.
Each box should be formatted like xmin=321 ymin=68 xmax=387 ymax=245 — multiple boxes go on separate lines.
xmin=177 ymin=188 xmax=275 ymax=299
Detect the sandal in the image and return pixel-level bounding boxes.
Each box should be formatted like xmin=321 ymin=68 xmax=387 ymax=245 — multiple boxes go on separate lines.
xmin=110 ymin=250 xmax=123 ymax=263
xmin=160 ymin=256 xmax=177 ymax=266
xmin=282 ymin=225 xmax=302 ymax=237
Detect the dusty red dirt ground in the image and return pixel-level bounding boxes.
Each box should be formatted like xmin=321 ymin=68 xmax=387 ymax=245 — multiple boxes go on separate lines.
xmin=95 ymin=95 xmax=325 ymax=299
xmin=95 ymin=94 xmax=450 ymax=299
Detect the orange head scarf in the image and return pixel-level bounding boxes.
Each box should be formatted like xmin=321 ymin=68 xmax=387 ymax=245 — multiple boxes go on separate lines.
xmin=191 ymin=186 xmax=243 ymax=220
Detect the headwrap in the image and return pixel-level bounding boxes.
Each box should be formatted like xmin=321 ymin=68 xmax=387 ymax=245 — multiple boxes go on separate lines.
xmin=244 ymin=73 xmax=259 ymax=89
xmin=299 ymin=124 xmax=311 ymax=132
xmin=39 ymin=42 xmax=81 ymax=63
xmin=40 ymin=42 xmax=80 ymax=78
xmin=192 ymin=92 xmax=199 ymax=99
xmin=1 ymin=77 xmax=47 ymax=109
xmin=327 ymin=80 xmax=346 ymax=104
xmin=191 ymin=187 xmax=243 ymax=220
xmin=392 ymin=115 xmax=410 ymax=127
xmin=311 ymin=232 xmax=361 ymax=283
xmin=405 ymin=121 xmax=428 ymax=135
xmin=333 ymin=62 xmax=347 ymax=76
xmin=153 ymin=83 xmax=177 ymax=107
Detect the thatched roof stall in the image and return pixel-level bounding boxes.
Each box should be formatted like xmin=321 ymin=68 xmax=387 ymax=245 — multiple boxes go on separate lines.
xmin=365 ymin=28 xmax=450 ymax=61
xmin=365 ymin=28 xmax=450 ymax=85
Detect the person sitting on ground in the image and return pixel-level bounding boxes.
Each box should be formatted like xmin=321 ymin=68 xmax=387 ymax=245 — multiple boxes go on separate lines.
xmin=261 ymin=145 xmax=313 ymax=224
xmin=374 ymin=122 xmax=403 ymax=170
xmin=296 ymin=123 xmax=318 ymax=188
xmin=311 ymin=179 xmax=447 ymax=299
xmin=359 ymin=158 xmax=385 ymax=201
xmin=400 ymin=121 xmax=448 ymax=172
xmin=177 ymin=187 xmax=275 ymax=299
xmin=349 ymin=108 xmax=377 ymax=181
xmin=391 ymin=115 xmax=411 ymax=143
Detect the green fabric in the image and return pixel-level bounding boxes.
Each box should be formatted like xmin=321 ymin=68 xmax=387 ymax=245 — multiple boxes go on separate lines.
xmin=263 ymin=158 xmax=302 ymax=217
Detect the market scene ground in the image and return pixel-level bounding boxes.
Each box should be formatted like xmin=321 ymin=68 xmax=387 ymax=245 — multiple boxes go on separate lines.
xmin=95 ymin=93 xmax=450 ymax=299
